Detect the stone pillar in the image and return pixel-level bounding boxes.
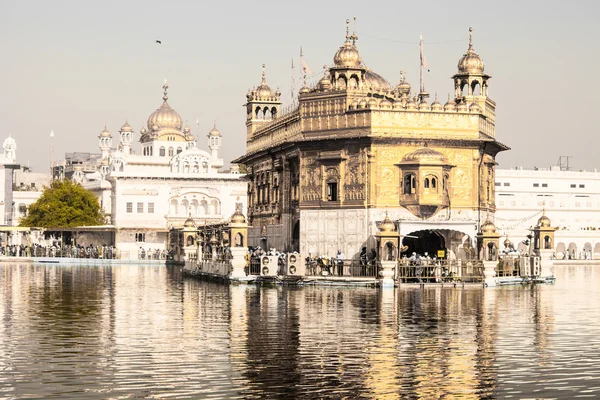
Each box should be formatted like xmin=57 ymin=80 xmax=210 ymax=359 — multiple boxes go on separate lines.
xmin=230 ymin=247 xmax=248 ymax=279
xmin=539 ymin=249 xmax=554 ymax=279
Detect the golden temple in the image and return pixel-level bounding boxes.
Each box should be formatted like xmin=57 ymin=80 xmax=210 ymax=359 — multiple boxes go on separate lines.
xmin=234 ymin=21 xmax=509 ymax=260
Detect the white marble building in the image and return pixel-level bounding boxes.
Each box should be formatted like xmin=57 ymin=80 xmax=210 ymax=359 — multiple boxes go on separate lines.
xmin=495 ymin=167 xmax=600 ymax=259
xmin=70 ymin=81 xmax=247 ymax=257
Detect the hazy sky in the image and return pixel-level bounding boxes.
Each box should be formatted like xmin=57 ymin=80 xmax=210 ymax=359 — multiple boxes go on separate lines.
xmin=1 ymin=0 xmax=599 ymax=173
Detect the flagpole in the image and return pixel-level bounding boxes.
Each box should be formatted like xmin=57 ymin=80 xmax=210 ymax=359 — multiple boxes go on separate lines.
xmin=418 ymin=34 xmax=429 ymax=103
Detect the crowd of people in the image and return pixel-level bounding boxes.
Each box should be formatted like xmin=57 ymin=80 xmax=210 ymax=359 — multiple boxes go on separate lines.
xmin=0 ymin=243 xmax=121 ymax=259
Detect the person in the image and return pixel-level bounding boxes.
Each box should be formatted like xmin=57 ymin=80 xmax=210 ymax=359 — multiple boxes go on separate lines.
xmin=415 ymin=254 xmax=423 ymax=283
xmin=360 ymin=247 xmax=367 ymax=275
xmin=336 ymin=250 xmax=345 ymax=276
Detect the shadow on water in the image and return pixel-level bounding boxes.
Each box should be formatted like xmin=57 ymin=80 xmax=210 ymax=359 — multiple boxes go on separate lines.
xmin=0 ymin=263 xmax=599 ymax=399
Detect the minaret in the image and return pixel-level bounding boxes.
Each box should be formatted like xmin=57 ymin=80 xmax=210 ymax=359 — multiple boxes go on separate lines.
xmin=245 ymin=64 xmax=281 ymax=140
xmin=119 ymin=121 xmax=133 ymax=155
xmin=208 ymin=123 xmax=223 ymax=170
xmin=98 ymin=125 xmax=112 ymax=159
xmin=452 ymin=27 xmax=490 ymax=101
xmin=208 ymin=123 xmax=221 ymax=159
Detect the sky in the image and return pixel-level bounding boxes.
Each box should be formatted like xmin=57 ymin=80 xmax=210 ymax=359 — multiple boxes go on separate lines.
xmin=1 ymin=0 xmax=599 ymax=173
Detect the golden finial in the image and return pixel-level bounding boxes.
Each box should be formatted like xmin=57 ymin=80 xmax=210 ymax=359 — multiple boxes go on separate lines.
xmin=351 ymin=16 xmax=358 ymax=44
xmin=162 ymin=79 xmax=169 ymax=101
xmin=345 ymin=19 xmax=350 ymax=41
xmin=468 ymin=27 xmax=474 ymax=51
xmin=261 ymin=64 xmax=266 ymax=84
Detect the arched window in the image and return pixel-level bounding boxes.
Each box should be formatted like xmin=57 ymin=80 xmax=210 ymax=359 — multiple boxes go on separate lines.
xmin=404 ymin=173 xmax=416 ymax=194
xmin=168 ymin=147 xmax=174 ymax=157
xmin=431 ymin=177 xmax=437 ymax=189
xmin=177 ymin=147 xmax=182 ymax=154
xmin=544 ymin=236 xmax=552 ymax=250
xmin=424 ymin=178 xmax=430 ymax=189
xmin=159 ymin=147 xmax=165 ymax=157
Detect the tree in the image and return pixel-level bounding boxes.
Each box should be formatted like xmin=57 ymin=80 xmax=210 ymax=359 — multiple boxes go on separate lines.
xmin=19 ymin=180 xmax=104 ymax=228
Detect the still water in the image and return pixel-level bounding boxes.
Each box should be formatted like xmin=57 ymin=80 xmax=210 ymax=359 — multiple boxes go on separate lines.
xmin=0 ymin=263 xmax=598 ymax=399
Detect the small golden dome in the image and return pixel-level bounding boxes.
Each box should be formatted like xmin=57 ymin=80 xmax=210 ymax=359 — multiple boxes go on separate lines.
xmin=99 ymin=126 xmax=111 ymax=138
xmin=380 ymin=99 xmax=392 ymax=110
xmin=317 ymin=67 xmax=332 ymax=91
xmin=183 ymin=217 xmax=196 ymax=228
xmin=397 ymin=72 xmax=411 ymax=95
xmin=419 ymin=100 xmax=431 ymax=111
xmin=209 ymin=234 xmax=219 ymax=245
xmin=457 ymin=28 xmax=485 ymax=74
xmin=469 ymin=102 xmax=481 ymax=113
xmin=431 ymin=94 xmax=443 ymax=111
xmin=299 ymin=85 xmax=310 ymax=94
xmin=120 ymin=121 xmax=133 ymax=133
xmin=379 ymin=212 xmax=396 ymax=232
xmin=481 ymin=219 xmax=496 ymax=234
xmin=101 ymin=157 xmax=110 ymax=166
xmin=147 ymin=81 xmax=183 ymax=132
xmin=393 ymin=98 xmax=404 ymax=109
xmin=333 ymin=42 xmax=362 ymax=68
xmin=537 ymin=212 xmax=551 ymax=227
xmin=504 ymin=237 xmax=513 ymax=247
xmin=456 ymin=101 xmax=468 ymax=112
xmin=230 ymin=209 xmax=246 ymax=224
xmin=349 ymin=100 xmax=358 ymax=110
xmin=367 ymin=97 xmax=379 ymax=109
xmin=357 ymin=99 xmax=367 ymax=109
xmin=209 ymin=125 xmax=220 ymax=137
xmin=402 ymin=148 xmax=448 ymax=164
xmin=406 ymin=97 xmax=418 ymax=110
xmin=444 ymin=95 xmax=456 ymax=111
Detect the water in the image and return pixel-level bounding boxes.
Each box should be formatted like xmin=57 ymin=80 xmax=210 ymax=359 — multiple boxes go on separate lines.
xmin=0 ymin=263 xmax=599 ymax=399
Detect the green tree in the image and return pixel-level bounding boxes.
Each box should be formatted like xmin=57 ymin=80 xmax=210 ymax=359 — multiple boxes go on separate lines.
xmin=19 ymin=180 xmax=104 ymax=228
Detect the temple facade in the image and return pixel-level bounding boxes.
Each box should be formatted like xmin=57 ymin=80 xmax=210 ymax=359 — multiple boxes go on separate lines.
xmin=234 ymin=23 xmax=508 ymax=260
xmin=58 ymin=82 xmax=247 ymax=257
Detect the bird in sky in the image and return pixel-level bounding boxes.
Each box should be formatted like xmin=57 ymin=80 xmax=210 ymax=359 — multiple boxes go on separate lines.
xmin=156 ymin=40 xmax=162 ymax=44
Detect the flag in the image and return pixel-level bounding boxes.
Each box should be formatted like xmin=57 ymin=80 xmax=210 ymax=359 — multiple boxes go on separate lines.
xmin=300 ymin=46 xmax=312 ymax=75
xmin=420 ymin=34 xmax=430 ymax=72
xmin=50 ymin=130 xmax=55 ymax=138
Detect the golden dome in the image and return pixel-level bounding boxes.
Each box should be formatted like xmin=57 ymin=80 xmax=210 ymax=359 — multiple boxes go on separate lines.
xmin=537 ymin=212 xmax=551 ymax=227
xmin=120 ymin=121 xmax=133 ymax=133
xmin=444 ymin=94 xmax=456 ymax=111
xmin=99 ymin=126 xmax=111 ymax=138
xmin=357 ymin=99 xmax=367 ymax=109
xmin=183 ymin=216 xmax=196 ymax=228
xmin=456 ymin=101 xmax=468 ymax=112
xmin=380 ymin=99 xmax=392 ymax=110
xmin=147 ymin=82 xmax=183 ymax=132
xmin=367 ymin=97 xmax=379 ymax=109
xmin=504 ymin=237 xmax=513 ymax=247
xmin=379 ymin=212 xmax=396 ymax=232
xmin=209 ymin=124 xmax=221 ymax=137
xmin=317 ymin=67 xmax=332 ymax=91
xmin=402 ymin=148 xmax=448 ymax=164
xmin=419 ymin=100 xmax=431 ymax=111
xmin=333 ymin=19 xmax=362 ymax=68
xmin=469 ymin=102 xmax=481 ymax=113
xmin=431 ymin=94 xmax=443 ymax=111
xmin=457 ymin=28 xmax=485 ymax=75
xmin=397 ymin=71 xmax=411 ymax=95
xmin=364 ymin=70 xmax=391 ymax=92
xmin=406 ymin=97 xmax=418 ymax=110
xmin=333 ymin=41 xmax=361 ymax=68
xmin=299 ymin=85 xmax=310 ymax=94
xmin=481 ymin=219 xmax=497 ymax=234
xmin=230 ymin=209 xmax=246 ymax=224
xmin=393 ymin=98 xmax=404 ymax=109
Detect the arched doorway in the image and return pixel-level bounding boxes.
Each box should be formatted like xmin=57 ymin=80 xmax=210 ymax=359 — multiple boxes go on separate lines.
xmin=402 ymin=230 xmax=446 ymax=259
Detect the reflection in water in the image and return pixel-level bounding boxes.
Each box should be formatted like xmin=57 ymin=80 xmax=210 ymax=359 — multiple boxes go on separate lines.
xmin=0 ymin=263 xmax=599 ymax=398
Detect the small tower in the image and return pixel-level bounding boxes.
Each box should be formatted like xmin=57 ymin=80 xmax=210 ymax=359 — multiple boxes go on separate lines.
xmin=452 ymin=28 xmax=490 ymax=100
xmin=245 ymin=64 xmax=282 ymax=139
xmin=100 ymin=157 xmax=110 ymax=179
xmin=532 ymin=209 xmax=557 ymax=255
xmin=375 ymin=212 xmax=400 ymax=287
xmin=98 ymin=126 xmax=112 ymax=159
xmin=119 ymin=121 xmax=133 ymax=155
xmin=476 ymin=219 xmax=500 ymax=262
xmin=208 ymin=123 xmax=221 ymax=159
